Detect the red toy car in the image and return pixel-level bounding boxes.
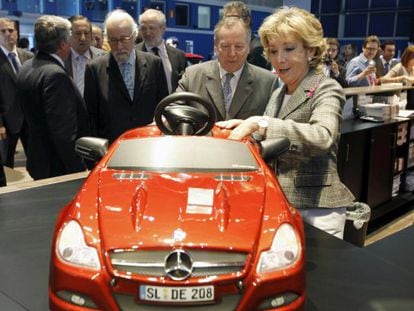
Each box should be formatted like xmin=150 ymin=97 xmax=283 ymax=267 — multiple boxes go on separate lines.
xmin=49 ymin=93 xmax=306 ymax=310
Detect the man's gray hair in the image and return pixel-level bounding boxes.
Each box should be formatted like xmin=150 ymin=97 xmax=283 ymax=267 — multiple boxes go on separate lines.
xmin=138 ymin=9 xmax=166 ymax=26
xmin=104 ymin=9 xmax=138 ymax=35
xmin=35 ymin=15 xmax=71 ymax=53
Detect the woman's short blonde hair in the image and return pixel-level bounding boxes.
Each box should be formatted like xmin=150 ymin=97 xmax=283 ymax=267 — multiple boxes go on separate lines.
xmin=258 ymin=6 xmax=325 ymax=69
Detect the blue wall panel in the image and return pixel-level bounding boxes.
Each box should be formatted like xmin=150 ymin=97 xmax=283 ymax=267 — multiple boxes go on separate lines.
xmin=321 ymin=15 xmax=339 ymax=37
xmin=55 ymin=1 xmax=78 ymax=16
xmin=345 ymin=0 xmax=369 ymax=11
xmin=396 ymin=11 xmax=411 ymax=37
xmin=370 ymin=0 xmax=397 ymax=9
xmin=18 ymin=0 xmax=40 ymax=13
xmin=81 ymin=0 xmax=108 ymax=22
xmin=2 ymin=0 xmax=17 ymax=14
xmin=344 ymin=13 xmax=367 ymax=37
xmin=369 ymin=12 xmax=395 ymax=37
xmin=321 ymin=0 xmax=340 ymax=13
xmin=398 ymin=0 xmax=414 ymax=9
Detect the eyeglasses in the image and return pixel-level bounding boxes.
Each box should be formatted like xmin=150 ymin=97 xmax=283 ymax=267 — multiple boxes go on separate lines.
xmin=108 ymin=31 xmax=135 ymax=45
xmin=364 ymin=47 xmax=378 ymax=52
xmin=0 ymin=28 xmax=15 ymax=34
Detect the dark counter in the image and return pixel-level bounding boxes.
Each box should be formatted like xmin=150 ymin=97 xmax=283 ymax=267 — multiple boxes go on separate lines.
xmin=0 ymin=179 xmax=413 ymax=310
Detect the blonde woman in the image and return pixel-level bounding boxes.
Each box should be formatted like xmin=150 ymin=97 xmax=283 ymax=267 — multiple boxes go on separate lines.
xmin=218 ymin=7 xmax=355 ymax=238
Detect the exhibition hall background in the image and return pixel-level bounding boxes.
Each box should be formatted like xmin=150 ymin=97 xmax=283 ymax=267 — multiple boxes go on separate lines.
xmin=0 ymin=0 xmax=412 ymax=60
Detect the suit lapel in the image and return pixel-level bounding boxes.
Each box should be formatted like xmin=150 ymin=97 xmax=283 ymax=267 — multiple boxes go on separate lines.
xmin=228 ymin=64 xmax=253 ymax=118
xmin=16 ymin=48 xmax=31 ymax=63
xmin=89 ymin=47 xmax=97 ymax=59
xmin=166 ymin=45 xmax=178 ymax=69
xmin=0 ymin=48 xmax=17 ymax=80
xmin=64 ymin=57 xmax=73 ymax=77
xmin=205 ymin=61 xmax=226 ymax=120
xmin=90 ymin=46 xmax=106 ymax=59
xmin=277 ymin=71 xmax=321 ymax=119
xmin=166 ymin=46 xmax=179 ymax=89
xmin=133 ymin=51 xmax=145 ymax=102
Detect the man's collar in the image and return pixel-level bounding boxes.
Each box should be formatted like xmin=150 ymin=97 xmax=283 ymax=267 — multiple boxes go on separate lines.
xmin=218 ymin=62 xmax=245 ymax=80
xmin=361 ymin=52 xmax=370 ymax=63
xmin=0 ymin=45 xmax=17 ymax=56
xmin=144 ymin=39 xmax=165 ymax=52
xmin=71 ymin=48 xmax=91 ymax=60
xmin=50 ymin=53 xmax=65 ymax=67
xmin=380 ymin=54 xmax=393 ymax=64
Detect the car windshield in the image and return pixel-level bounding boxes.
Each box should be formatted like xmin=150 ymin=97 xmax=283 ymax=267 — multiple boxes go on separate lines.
xmin=107 ymin=136 xmax=258 ymax=172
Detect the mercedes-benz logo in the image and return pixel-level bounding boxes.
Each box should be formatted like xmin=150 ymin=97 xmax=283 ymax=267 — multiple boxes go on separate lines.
xmin=164 ymin=250 xmax=193 ymax=281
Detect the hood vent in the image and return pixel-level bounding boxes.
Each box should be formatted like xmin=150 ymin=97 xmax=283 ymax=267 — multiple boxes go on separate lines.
xmin=130 ymin=185 xmax=148 ymax=232
xmin=214 ymin=175 xmax=251 ymax=182
xmin=113 ymin=172 xmax=149 ymax=180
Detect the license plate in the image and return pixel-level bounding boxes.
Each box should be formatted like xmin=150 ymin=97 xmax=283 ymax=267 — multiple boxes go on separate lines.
xmin=140 ymin=285 xmax=214 ymax=302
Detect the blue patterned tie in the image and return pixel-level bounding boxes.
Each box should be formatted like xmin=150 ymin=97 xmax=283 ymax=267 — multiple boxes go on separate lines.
xmin=120 ymin=62 xmax=134 ymax=99
xmin=8 ymin=52 xmax=20 ymax=73
xmin=223 ymin=72 xmax=234 ymax=113
xmin=75 ymin=55 xmax=86 ymax=95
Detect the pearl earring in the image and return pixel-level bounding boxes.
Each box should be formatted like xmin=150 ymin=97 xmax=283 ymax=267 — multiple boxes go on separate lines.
xmin=308 ymin=57 xmax=312 ymax=62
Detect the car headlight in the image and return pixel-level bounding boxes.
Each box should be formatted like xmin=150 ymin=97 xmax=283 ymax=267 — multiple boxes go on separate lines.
xmin=57 ymin=220 xmax=101 ymax=269
xmin=257 ymin=223 xmax=300 ymax=273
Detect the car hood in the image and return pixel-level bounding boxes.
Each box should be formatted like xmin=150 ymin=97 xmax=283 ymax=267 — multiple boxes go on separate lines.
xmin=96 ymin=170 xmax=266 ymax=253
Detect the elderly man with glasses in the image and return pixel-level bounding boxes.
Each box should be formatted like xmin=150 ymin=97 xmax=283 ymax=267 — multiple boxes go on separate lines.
xmin=346 ymin=35 xmax=381 ymax=87
xmin=84 ymin=9 xmax=168 ymax=143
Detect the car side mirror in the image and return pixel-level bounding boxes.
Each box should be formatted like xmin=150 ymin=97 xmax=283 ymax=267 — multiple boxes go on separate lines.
xmin=75 ymin=137 xmax=108 ymax=162
xmin=259 ymin=137 xmax=290 ymax=161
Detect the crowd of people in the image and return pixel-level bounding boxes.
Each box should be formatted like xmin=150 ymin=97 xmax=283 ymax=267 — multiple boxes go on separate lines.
xmin=0 ymin=1 xmax=413 ymax=239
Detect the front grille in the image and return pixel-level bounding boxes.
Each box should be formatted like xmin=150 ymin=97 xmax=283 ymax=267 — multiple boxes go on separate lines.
xmin=110 ymin=250 xmax=247 ymax=278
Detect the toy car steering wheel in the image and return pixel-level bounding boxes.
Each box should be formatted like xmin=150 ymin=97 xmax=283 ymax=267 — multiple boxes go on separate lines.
xmin=154 ymin=92 xmax=217 ymax=136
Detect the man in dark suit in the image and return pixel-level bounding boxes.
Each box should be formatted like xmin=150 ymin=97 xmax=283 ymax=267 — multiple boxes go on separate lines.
xmin=177 ymin=17 xmax=278 ymax=121
xmin=84 ymin=9 xmax=168 ymax=144
xmin=0 ymin=18 xmax=33 ymax=169
xmin=16 ymin=15 xmax=90 ymax=180
xmin=65 ymin=15 xmax=106 ymax=96
xmin=376 ymin=40 xmax=399 ymax=78
xmin=136 ymin=8 xmax=187 ymax=94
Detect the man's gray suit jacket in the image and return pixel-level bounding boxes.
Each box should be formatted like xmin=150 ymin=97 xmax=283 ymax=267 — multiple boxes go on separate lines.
xmin=176 ymin=60 xmax=278 ymax=121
